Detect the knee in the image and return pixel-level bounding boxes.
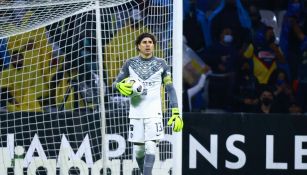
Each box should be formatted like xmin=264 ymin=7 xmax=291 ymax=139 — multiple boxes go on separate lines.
xmin=134 ymin=144 xmax=145 ymax=158
xmin=145 ymin=140 xmax=156 ymax=155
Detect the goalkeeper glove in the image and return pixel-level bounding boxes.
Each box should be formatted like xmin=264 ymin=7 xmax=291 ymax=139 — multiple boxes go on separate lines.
xmin=167 ymin=108 xmax=184 ymax=132
xmin=116 ymin=78 xmax=133 ymax=96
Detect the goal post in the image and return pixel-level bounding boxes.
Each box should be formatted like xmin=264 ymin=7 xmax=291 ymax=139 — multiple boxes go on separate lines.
xmin=0 ymin=0 xmax=182 ymax=174
xmin=172 ymin=0 xmax=183 ymax=174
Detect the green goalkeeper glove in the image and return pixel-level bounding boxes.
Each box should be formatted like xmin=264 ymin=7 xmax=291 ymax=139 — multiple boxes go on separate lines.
xmin=167 ymin=108 xmax=184 ymax=132
xmin=116 ymin=78 xmax=133 ymax=96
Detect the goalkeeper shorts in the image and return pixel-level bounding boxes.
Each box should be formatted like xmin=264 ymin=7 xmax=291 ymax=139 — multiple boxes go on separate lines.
xmin=128 ymin=118 xmax=164 ymax=143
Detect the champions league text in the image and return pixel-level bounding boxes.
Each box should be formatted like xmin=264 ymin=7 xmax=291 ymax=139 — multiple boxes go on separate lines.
xmin=0 ymin=134 xmax=173 ymax=175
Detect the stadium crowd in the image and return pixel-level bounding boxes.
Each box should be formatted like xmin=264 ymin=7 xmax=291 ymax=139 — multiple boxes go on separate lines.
xmin=0 ymin=0 xmax=306 ymax=115
xmin=0 ymin=0 xmax=170 ymax=113
xmin=183 ymin=0 xmax=307 ymax=114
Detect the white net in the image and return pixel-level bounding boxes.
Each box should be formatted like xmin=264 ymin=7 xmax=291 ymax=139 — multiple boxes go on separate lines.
xmin=0 ymin=0 xmax=176 ymax=174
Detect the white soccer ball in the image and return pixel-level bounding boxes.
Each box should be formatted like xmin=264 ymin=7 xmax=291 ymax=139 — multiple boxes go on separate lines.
xmin=129 ymin=78 xmax=144 ymax=96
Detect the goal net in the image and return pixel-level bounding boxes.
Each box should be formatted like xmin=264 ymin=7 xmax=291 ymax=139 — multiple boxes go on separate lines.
xmin=0 ymin=0 xmax=181 ymax=175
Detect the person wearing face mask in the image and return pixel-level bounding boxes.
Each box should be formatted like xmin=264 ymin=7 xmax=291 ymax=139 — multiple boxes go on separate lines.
xmin=268 ymin=69 xmax=294 ymax=113
xmin=206 ymin=26 xmax=240 ymax=74
xmin=224 ymin=34 xmax=233 ymax=43
xmin=204 ymin=26 xmax=240 ymax=111
xmin=210 ymin=0 xmax=251 ymax=51
xmin=255 ymin=86 xmax=280 ymax=114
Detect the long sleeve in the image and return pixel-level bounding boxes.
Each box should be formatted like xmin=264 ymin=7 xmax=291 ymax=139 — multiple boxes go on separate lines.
xmin=112 ymin=59 xmax=130 ymax=91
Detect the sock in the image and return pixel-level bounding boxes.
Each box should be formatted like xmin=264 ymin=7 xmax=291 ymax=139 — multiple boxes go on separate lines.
xmin=134 ymin=144 xmax=145 ymax=172
xmin=136 ymin=156 xmax=145 ymax=173
xmin=143 ymin=154 xmax=155 ymax=175
xmin=143 ymin=141 xmax=156 ymax=175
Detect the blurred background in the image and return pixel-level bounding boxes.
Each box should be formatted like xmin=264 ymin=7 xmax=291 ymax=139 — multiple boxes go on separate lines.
xmin=182 ymin=0 xmax=307 ymax=115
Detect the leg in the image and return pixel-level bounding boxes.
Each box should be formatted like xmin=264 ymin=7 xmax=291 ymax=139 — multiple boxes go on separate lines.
xmin=134 ymin=143 xmax=145 ymax=173
xmin=143 ymin=140 xmax=156 ymax=175
xmin=142 ymin=118 xmax=164 ymax=175
xmin=129 ymin=119 xmax=146 ymax=174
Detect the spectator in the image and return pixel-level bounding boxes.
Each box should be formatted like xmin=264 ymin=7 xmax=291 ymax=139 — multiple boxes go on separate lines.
xmin=254 ymin=86 xmax=280 ymax=113
xmin=268 ymin=68 xmax=294 ymax=113
xmin=211 ymin=0 xmax=251 ymax=51
xmin=183 ymin=0 xmax=206 ymax=53
xmin=233 ymin=59 xmax=260 ymax=112
xmin=297 ymin=45 xmax=307 ymax=111
xmin=207 ymin=26 xmax=240 ymax=74
xmin=203 ymin=26 xmax=242 ymax=111
xmin=291 ymin=7 xmax=307 ymax=112
xmin=0 ymin=50 xmax=43 ymax=112
xmin=288 ymin=99 xmax=303 ymax=114
xmin=279 ymin=0 xmax=306 ymax=81
xmin=6 ymin=27 xmax=62 ymax=110
xmin=248 ymin=4 xmax=267 ymax=41
xmin=195 ymin=0 xmax=225 ymax=49
xmin=243 ymin=26 xmax=286 ymax=84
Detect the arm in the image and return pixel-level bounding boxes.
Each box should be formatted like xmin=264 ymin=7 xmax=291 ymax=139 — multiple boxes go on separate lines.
xmin=269 ymin=43 xmax=286 ymax=64
xmin=113 ymin=60 xmax=130 ymax=90
xmin=162 ymin=60 xmax=178 ymax=108
xmin=243 ymin=43 xmax=254 ymax=59
xmin=187 ymin=73 xmax=207 ymax=98
xmin=292 ymin=19 xmax=305 ymax=41
xmin=112 ymin=60 xmax=133 ymax=96
xmin=165 ymin=82 xmax=178 ymax=108
xmin=162 ymin=61 xmax=183 ymax=132
xmin=292 ymin=21 xmax=307 ymax=50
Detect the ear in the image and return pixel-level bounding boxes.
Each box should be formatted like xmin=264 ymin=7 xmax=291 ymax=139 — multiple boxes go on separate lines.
xmin=137 ymin=44 xmax=140 ymax=51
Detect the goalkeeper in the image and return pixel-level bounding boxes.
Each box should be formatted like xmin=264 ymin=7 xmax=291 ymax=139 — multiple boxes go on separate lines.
xmin=113 ymin=32 xmax=183 ymax=175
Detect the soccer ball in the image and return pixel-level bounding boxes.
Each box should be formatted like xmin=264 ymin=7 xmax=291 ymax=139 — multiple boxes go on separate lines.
xmin=129 ymin=78 xmax=144 ymax=96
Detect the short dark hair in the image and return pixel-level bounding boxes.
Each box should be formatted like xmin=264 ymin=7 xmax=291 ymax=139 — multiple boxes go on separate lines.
xmin=135 ymin=32 xmax=157 ymax=48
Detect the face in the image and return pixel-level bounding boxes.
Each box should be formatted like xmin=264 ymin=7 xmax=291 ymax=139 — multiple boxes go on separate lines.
xmin=261 ymin=91 xmax=273 ymax=99
xmin=221 ymin=28 xmax=233 ymax=43
xmin=277 ymin=71 xmax=286 ymax=81
xmin=221 ymin=28 xmax=232 ymax=37
xmin=265 ymin=28 xmax=275 ymax=42
xmin=138 ymin=37 xmax=154 ymax=58
xmin=289 ymin=104 xmax=302 ymax=114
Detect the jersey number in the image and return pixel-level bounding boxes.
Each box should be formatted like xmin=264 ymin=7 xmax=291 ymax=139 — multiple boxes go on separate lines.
xmin=155 ymin=122 xmax=163 ymax=132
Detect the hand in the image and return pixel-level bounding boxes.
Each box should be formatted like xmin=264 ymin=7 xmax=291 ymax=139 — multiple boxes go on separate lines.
xmin=116 ymin=78 xmax=133 ymax=96
xmin=167 ymin=108 xmax=184 ymax=132
xmin=243 ymin=98 xmax=253 ymax=105
xmin=243 ymin=98 xmax=258 ymax=105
